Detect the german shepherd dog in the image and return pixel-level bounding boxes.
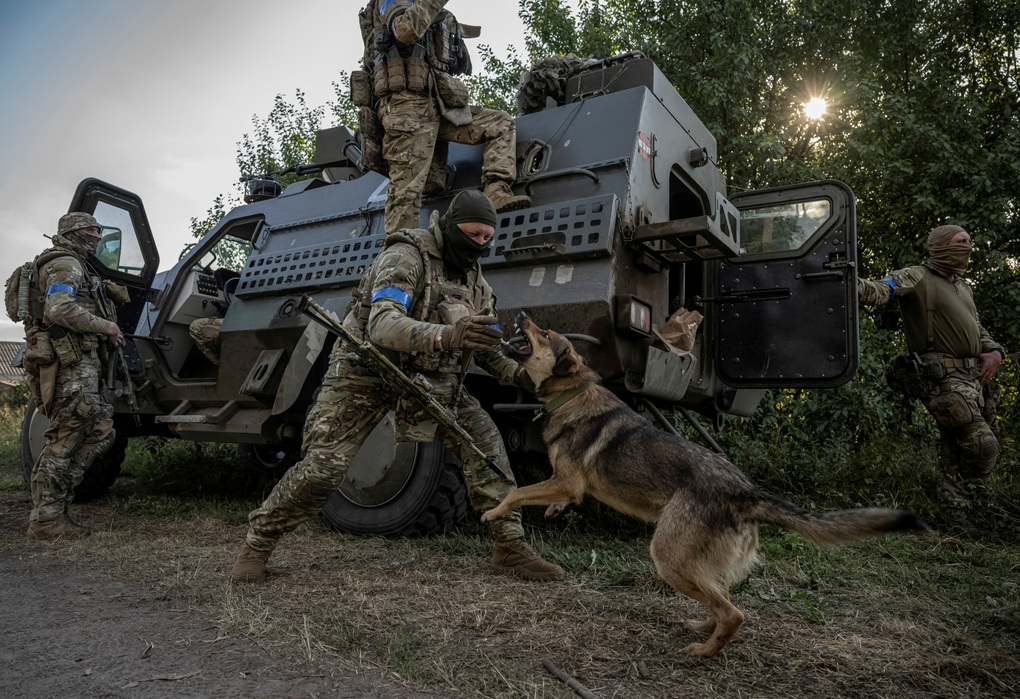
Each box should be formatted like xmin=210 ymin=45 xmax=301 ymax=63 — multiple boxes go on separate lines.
xmin=482 ymin=313 xmax=929 ymax=658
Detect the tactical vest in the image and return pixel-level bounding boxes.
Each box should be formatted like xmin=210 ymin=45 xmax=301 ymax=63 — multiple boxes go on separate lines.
xmin=352 ymin=224 xmax=491 ymax=374
xmin=363 ymin=0 xmax=471 ymax=99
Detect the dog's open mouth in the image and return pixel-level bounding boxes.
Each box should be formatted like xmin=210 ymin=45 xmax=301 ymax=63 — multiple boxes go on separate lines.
xmin=502 ymin=337 xmax=533 ymax=358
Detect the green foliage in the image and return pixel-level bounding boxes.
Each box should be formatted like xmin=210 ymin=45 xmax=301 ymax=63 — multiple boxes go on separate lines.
xmin=0 ymin=382 xmax=28 ymax=483
xmin=120 ymin=437 xmax=279 ymax=504
xmin=175 ymin=1 xmax=1019 ymax=525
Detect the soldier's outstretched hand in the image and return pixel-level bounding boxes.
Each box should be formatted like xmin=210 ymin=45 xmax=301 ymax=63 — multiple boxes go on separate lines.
xmin=442 ymin=315 xmax=502 ymax=351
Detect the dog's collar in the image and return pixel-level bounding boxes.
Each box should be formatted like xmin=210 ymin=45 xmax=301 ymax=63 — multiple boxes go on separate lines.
xmin=532 ymin=380 xmax=597 ymax=421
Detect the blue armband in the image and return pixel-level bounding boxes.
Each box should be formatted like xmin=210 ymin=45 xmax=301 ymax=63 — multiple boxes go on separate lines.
xmin=379 ymin=0 xmax=405 ymax=16
xmin=46 ymin=283 xmax=76 ymax=297
xmin=882 ymin=276 xmax=896 ymax=294
xmin=372 ymin=286 xmax=413 ymax=311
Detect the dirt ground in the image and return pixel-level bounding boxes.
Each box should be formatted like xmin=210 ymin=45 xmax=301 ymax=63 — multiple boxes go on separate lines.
xmin=2 ymin=484 xmax=1018 ymax=699
xmin=0 ymin=489 xmax=447 ymax=699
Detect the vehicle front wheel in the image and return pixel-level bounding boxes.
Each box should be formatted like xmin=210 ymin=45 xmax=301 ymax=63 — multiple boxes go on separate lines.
xmin=319 ymin=412 xmax=470 ymax=537
xmin=20 ymin=398 xmax=126 ymax=502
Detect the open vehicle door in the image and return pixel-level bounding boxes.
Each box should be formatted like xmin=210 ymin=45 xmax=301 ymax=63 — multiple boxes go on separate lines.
xmin=713 ymin=180 xmax=858 ymax=388
xmin=69 ymin=178 xmax=160 ymax=371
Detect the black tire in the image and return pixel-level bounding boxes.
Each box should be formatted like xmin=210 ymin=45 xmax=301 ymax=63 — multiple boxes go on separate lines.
xmin=320 ymin=440 xmax=470 ymax=538
xmin=20 ymin=398 xmax=126 ymax=502
xmin=237 ymin=443 xmax=298 ymax=474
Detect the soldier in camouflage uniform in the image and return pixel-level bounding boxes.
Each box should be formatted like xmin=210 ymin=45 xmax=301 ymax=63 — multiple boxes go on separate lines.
xmin=24 ymin=212 xmax=126 ymax=540
xmin=232 ymin=190 xmax=562 ymax=583
xmin=187 ymin=267 xmax=239 ymax=366
xmin=188 ymin=317 xmax=223 ymax=365
xmin=858 ymin=225 xmax=1005 ymax=529
xmin=358 ymin=0 xmax=531 ymax=233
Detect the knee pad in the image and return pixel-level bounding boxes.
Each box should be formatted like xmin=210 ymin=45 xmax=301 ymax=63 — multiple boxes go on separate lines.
xmin=959 ymin=423 xmax=999 ymax=477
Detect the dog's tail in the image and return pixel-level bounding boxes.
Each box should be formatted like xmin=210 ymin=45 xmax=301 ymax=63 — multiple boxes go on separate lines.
xmin=747 ymin=492 xmax=930 ymax=545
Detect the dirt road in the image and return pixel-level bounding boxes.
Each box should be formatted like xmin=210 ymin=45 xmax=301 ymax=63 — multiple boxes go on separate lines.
xmin=0 ymin=491 xmax=445 ymax=699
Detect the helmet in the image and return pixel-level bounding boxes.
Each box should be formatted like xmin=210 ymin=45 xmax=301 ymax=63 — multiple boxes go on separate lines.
xmin=57 ymin=212 xmax=100 ymax=236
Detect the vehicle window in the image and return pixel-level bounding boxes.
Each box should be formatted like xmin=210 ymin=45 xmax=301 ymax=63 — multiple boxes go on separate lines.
xmin=739 ymin=198 xmax=831 ymax=254
xmin=93 ymin=200 xmax=146 ymax=277
xmin=202 ymin=234 xmax=253 ymax=273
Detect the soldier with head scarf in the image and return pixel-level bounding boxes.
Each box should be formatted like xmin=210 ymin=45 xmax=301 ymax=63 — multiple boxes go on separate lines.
xmin=858 ymin=225 xmax=1005 ymax=531
xmin=231 ymin=190 xmax=562 ymax=583
xmin=354 ymin=0 xmax=531 ymax=233
xmin=22 ymin=212 xmax=126 ymax=540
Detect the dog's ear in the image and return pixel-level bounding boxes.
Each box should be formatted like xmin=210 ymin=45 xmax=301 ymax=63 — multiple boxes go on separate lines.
xmin=552 ymin=347 xmax=579 ymax=376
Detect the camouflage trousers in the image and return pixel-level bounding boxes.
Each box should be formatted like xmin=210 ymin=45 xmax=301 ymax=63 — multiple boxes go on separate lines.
xmin=29 ymin=352 xmax=115 ymax=523
xmin=379 ymin=90 xmax=518 ymax=233
xmin=188 ymin=317 xmax=222 ymax=365
xmin=923 ymin=375 xmax=1000 ymax=513
xmin=246 ymin=354 xmax=523 ymax=551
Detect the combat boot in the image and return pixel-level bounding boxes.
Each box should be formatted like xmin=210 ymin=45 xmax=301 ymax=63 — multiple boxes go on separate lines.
xmin=492 ymin=538 xmax=564 ymax=581
xmin=483 ymin=182 xmax=531 ymax=213
xmin=231 ymin=542 xmax=272 ymax=583
xmin=27 ymin=515 xmax=91 ymax=541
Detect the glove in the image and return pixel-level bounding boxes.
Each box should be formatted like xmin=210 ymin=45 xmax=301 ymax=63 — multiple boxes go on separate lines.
xmin=440 ymin=315 xmax=503 ymax=351
xmin=103 ymin=281 xmax=131 ymax=305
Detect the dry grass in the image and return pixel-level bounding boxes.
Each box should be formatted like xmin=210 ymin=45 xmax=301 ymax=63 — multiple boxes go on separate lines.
xmin=2 ymin=478 xmax=1017 ymax=699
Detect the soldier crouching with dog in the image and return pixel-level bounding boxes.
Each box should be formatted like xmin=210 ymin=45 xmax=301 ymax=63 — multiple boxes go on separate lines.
xmin=858 ymin=224 xmax=1005 ymax=532
xmin=13 ymin=213 xmax=127 ymax=540
xmin=230 ymin=190 xmax=563 ymax=583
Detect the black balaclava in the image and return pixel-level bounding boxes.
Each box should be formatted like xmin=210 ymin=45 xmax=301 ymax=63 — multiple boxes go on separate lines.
xmin=926 ymin=224 xmax=971 ymax=277
xmin=440 ymin=189 xmax=497 ymax=277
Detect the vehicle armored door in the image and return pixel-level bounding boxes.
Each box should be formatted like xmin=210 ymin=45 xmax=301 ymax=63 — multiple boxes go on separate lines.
xmin=713 ymin=180 xmax=857 ymax=388
xmin=69 ymin=178 xmax=160 ymax=371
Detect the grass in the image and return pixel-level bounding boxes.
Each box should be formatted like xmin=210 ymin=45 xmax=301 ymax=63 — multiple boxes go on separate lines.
xmin=1 ymin=390 xmax=1018 ymax=697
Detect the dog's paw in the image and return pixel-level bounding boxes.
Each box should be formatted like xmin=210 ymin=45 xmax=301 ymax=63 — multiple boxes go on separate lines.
xmin=684 ymin=641 xmax=721 ymax=658
xmin=480 ymin=509 xmax=498 ymax=523
xmin=544 ymin=503 xmax=567 ymax=518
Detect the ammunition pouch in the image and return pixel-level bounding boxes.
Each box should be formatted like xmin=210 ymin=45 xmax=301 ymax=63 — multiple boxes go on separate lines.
xmin=372 ymin=46 xmax=429 ymax=97
xmin=23 ymin=326 xmax=56 ymax=369
xmin=926 ymin=390 xmax=974 ymax=430
xmin=434 ymin=73 xmax=472 ymax=126
xmin=350 ymin=70 xmax=373 ymax=107
xmin=48 ymin=324 xmax=82 ymax=367
xmin=885 ymin=353 xmax=938 ymax=400
xmin=406 ymin=55 xmax=429 ymax=92
xmin=357 ymin=107 xmax=387 ymax=175
xmin=433 ymin=72 xmax=468 ymax=108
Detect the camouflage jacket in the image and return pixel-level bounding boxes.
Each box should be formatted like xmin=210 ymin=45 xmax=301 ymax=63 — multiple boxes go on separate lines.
xmin=37 ymin=236 xmax=115 ymax=350
xmin=858 ymin=265 xmax=1003 ymax=359
xmin=362 ymin=0 xmax=474 ymax=85
xmin=356 ymin=211 xmax=518 ymax=383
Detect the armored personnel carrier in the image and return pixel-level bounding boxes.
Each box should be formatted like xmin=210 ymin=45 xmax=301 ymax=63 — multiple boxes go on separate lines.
xmin=19 ymin=56 xmax=858 ymax=535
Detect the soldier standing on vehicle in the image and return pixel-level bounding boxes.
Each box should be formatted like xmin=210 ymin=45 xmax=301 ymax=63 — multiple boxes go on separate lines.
xmin=355 ymin=0 xmax=531 ymax=233
xmin=858 ymin=225 xmax=1005 ymax=531
xmin=231 ymin=190 xmax=562 ymax=583
xmin=22 ymin=213 xmax=127 ymax=540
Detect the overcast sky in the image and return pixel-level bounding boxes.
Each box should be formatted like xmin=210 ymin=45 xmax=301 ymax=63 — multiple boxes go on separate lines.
xmin=0 ymin=0 xmax=551 ymax=342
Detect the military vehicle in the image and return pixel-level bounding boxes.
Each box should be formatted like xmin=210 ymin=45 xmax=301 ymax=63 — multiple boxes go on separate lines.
xmin=19 ymin=55 xmax=858 ymax=535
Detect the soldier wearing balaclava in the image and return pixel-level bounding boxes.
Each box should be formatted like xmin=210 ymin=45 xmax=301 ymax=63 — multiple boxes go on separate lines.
xmin=858 ymin=224 xmax=1005 ymax=533
xmin=22 ymin=212 xmax=126 ymax=540
xmin=232 ymin=189 xmax=564 ymax=585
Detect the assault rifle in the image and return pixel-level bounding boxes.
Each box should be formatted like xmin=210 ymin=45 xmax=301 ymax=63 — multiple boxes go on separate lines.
xmin=298 ymin=295 xmax=512 ymax=483
xmin=91 ymin=269 xmax=141 ymax=425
